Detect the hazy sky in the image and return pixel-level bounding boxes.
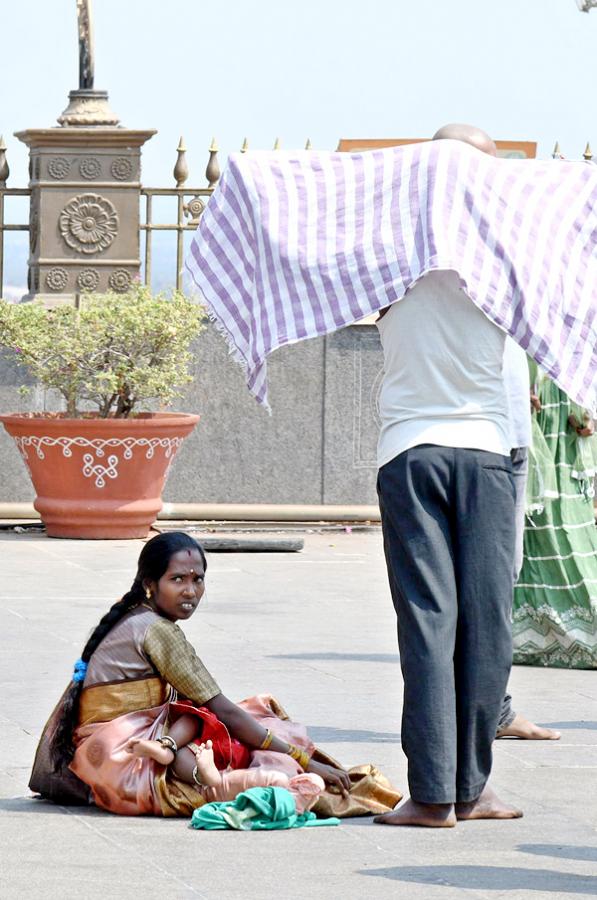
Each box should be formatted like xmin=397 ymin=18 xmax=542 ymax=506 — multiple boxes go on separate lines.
xmin=2 ymin=0 xmax=596 ymax=186
xmin=2 ymin=0 xmax=596 ymax=293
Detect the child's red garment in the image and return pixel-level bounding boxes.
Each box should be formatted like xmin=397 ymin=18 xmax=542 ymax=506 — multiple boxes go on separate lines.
xmin=170 ymin=699 xmax=252 ymax=770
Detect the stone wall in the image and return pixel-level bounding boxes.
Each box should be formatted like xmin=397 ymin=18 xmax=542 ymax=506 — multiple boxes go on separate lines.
xmin=0 ymin=323 xmax=383 ymax=505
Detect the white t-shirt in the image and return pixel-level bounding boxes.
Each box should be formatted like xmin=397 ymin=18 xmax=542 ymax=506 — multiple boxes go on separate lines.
xmin=376 ymin=270 xmax=511 ymax=468
xmin=503 ymin=337 xmax=531 ymax=450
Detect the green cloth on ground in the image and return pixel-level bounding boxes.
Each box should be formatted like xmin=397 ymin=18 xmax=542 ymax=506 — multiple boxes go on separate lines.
xmin=513 ymin=373 xmax=597 ymax=669
xmin=189 ymin=786 xmax=341 ymax=831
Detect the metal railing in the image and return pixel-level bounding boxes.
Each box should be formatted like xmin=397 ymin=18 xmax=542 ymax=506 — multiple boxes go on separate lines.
xmin=140 ymin=137 xmax=220 ymax=290
xmin=0 ymin=134 xmax=30 ymax=294
xmin=0 ymin=187 xmax=30 ymax=297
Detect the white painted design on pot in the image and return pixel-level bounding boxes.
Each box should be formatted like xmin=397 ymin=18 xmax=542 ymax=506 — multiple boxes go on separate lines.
xmin=83 ymin=453 xmax=118 ymax=487
xmin=14 ymin=436 xmax=184 ymax=489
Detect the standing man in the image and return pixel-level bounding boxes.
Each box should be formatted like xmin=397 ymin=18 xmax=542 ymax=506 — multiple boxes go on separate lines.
xmin=374 ymin=124 xmax=524 ymax=827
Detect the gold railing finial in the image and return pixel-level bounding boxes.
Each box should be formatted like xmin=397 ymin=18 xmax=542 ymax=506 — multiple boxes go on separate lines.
xmin=241 ymin=137 xmax=249 ymax=153
xmin=583 ymin=141 xmax=593 ymax=161
xmin=552 ymin=141 xmax=563 ymax=159
xmin=206 ymin=138 xmax=220 ymax=188
xmin=305 ymin=138 xmax=312 ymax=150
xmin=0 ymin=135 xmax=9 ymax=187
xmin=273 ymin=137 xmax=280 ymax=150
xmin=173 ymin=135 xmax=189 ymax=187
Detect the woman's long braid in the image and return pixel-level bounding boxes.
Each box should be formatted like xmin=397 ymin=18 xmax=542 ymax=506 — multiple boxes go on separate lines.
xmin=50 ymin=579 xmax=144 ymax=772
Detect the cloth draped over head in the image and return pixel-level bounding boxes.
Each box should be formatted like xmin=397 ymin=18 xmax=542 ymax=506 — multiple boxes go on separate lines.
xmin=184 ymin=140 xmax=597 ymax=412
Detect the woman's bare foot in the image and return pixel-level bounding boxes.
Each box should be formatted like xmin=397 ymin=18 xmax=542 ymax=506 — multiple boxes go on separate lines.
xmin=456 ymin=786 xmax=523 ymax=820
xmin=496 ymin=713 xmax=561 ymax=741
xmin=124 ymin=737 xmax=174 ymax=765
xmin=374 ymin=798 xmax=456 ymax=828
xmin=194 ymin=740 xmax=221 ymax=787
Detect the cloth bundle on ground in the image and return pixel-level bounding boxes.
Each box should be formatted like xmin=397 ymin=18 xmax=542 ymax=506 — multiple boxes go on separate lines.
xmin=189 ymin=785 xmax=341 ymax=830
xmin=185 ymin=140 xmax=597 ymax=412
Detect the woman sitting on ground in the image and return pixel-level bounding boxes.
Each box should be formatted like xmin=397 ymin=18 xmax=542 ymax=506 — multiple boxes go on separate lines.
xmin=42 ymin=531 xmax=355 ymax=817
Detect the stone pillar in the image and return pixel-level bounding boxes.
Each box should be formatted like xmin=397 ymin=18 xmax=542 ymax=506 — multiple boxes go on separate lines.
xmin=15 ymin=124 xmax=155 ymax=303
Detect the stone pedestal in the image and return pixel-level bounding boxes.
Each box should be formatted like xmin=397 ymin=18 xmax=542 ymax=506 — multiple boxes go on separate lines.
xmin=14 ymin=126 xmax=155 ymax=301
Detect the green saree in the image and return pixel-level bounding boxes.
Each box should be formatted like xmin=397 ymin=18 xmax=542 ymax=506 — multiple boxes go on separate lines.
xmin=512 ymin=375 xmax=597 ymax=669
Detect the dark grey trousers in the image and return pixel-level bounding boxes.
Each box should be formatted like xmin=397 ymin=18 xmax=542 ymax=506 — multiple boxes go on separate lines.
xmin=378 ymin=445 xmax=516 ymax=804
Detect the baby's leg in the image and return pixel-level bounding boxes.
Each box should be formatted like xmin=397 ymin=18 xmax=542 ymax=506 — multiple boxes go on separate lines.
xmin=169 ymin=740 xmax=222 ymax=786
xmin=124 ymin=714 xmax=200 ymax=766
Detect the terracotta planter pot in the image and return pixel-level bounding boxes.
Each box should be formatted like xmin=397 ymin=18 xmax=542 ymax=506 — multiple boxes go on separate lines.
xmin=0 ymin=412 xmax=199 ymax=539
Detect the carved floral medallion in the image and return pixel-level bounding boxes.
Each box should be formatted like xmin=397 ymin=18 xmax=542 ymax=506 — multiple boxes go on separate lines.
xmin=79 ymin=157 xmax=102 ymax=180
xmin=108 ymin=269 xmax=132 ymax=292
xmin=111 ymin=157 xmax=134 ymax=181
xmin=77 ymin=268 xmax=100 ymax=291
xmin=46 ymin=267 xmax=69 ymax=292
xmin=59 ymin=193 xmax=119 ymax=255
xmin=48 ymin=157 xmax=71 ymax=180
xmin=184 ymin=196 xmax=205 ymax=224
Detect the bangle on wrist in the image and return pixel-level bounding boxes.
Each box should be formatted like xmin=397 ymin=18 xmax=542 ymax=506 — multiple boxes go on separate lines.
xmin=286 ymin=743 xmax=311 ymax=771
xmin=158 ymin=735 xmax=178 ymax=754
xmin=259 ymin=728 xmax=274 ymax=751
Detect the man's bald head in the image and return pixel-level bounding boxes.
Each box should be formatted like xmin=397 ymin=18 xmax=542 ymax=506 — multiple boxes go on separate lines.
xmin=432 ymin=123 xmax=497 ymax=157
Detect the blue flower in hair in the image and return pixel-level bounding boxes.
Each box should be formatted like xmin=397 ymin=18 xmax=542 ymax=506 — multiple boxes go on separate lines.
xmin=72 ymin=658 xmax=88 ymax=683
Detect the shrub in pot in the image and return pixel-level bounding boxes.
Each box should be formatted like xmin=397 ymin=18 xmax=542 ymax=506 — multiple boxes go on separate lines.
xmin=0 ymin=285 xmax=205 ymax=538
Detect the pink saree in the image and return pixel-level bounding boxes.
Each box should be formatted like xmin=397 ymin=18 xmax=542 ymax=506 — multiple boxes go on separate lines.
xmin=71 ymin=685 xmax=323 ymax=817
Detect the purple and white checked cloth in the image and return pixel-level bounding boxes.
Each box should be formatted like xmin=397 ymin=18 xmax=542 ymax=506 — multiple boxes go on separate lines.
xmin=185 ymin=139 xmax=597 ymax=411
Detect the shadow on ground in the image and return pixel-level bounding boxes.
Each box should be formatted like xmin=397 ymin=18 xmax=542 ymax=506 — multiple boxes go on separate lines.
xmin=538 ymin=721 xmax=597 ymax=731
xmin=0 ymin=796 xmax=105 ymax=816
xmin=306 ymin=725 xmax=400 ymax=743
xmin=359 ymin=864 xmax=597 ymax=894
xmin=269 ymin=652 xmax=399 ymax=663
xmin=518 ymin=844 xmax=597 ymax=863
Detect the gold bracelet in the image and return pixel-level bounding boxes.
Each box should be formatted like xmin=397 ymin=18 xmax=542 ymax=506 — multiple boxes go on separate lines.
xmin=286 ymin=744 xmax=311 ymax=771
xmin=297 ymin=750 xmax=310 ymax=771
xmin=259 ymin=729 xmax=274 ymax=751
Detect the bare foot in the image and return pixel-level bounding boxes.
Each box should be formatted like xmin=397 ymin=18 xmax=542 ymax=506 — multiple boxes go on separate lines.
xmin=194 ymin=740 xmax=221 ymax=787
xmin=496 ymin=713 xmax=561 ymax=741
xmin=124 ymin=737 xmax=174 ymax=765
xmin=456 ymin=786 xmax=523 ymax=820
xmin=374 ymin=798 xmax=456 ymax=828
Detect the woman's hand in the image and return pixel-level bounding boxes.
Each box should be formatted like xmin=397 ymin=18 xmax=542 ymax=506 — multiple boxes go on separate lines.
xmin=307 ymin=760 xmax=351 ymax=796
xmin=568 ymin=413 xmax=595 ymax=437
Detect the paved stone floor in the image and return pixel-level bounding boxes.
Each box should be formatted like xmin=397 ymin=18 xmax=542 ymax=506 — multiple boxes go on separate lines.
xmin=1 ymin=529 xmax=596 ymax=900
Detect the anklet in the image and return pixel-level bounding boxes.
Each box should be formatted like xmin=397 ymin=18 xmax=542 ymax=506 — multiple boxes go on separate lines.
xmin=192 ymin=765 xmax=203 ymax=787
xmin=158 ymin=735 xmax=178 ymax=754
xmin=259 ymin=729 xmax=274 ymax=750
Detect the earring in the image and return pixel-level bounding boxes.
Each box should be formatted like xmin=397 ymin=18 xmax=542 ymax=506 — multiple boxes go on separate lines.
xmin=145 ymin=588 xmax=152 ymax=601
